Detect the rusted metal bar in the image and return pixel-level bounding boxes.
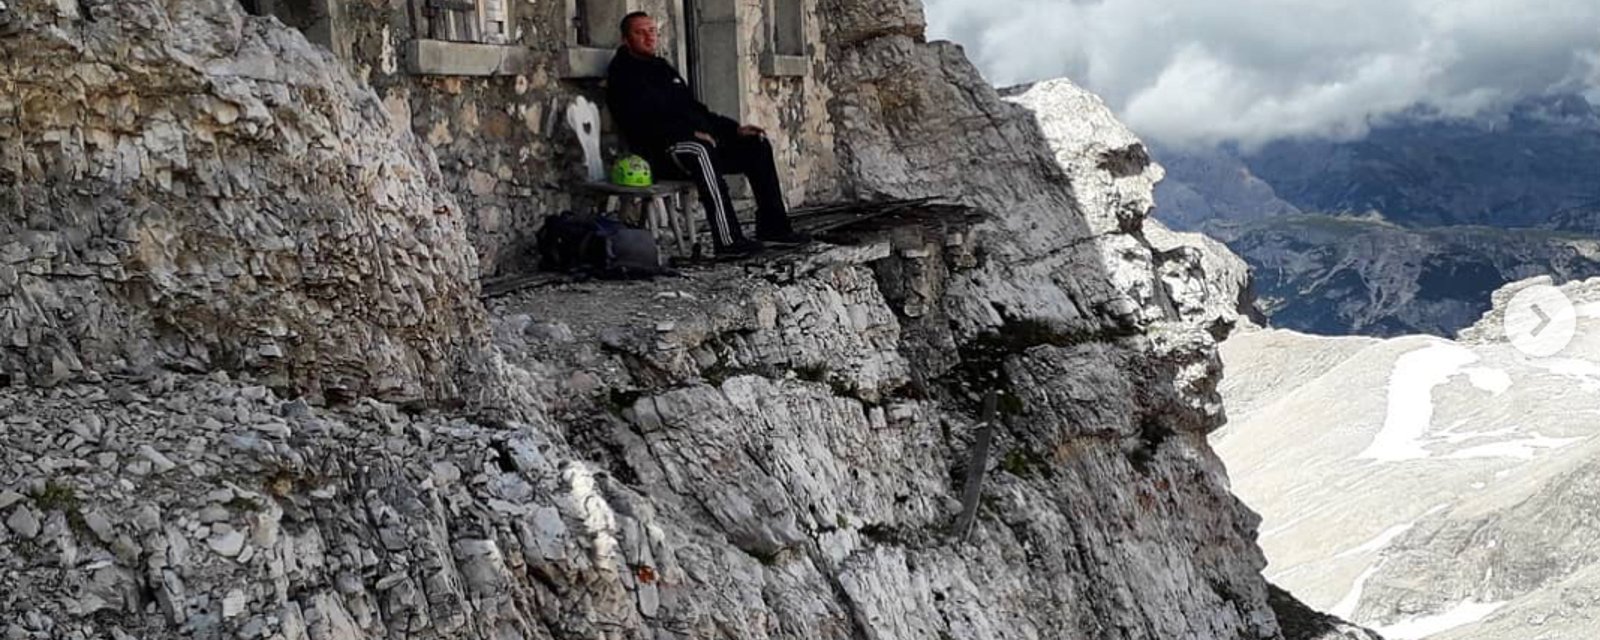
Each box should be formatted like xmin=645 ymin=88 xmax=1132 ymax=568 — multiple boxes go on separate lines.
xmin=955 ymin=390 xmax=999 ymax=540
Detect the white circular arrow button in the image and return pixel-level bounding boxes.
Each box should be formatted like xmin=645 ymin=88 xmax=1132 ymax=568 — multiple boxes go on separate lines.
xmin=1504 ymin=284 xmax=1577 ymax=358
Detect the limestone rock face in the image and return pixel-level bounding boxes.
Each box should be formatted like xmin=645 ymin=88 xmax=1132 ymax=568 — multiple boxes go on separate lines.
xmin=1143 ymin=218 xmax=1264 ymax=334
xmin=812 ymin=11 xmax=1295 ymax=637
xmin=1 ymin=1 xmax=1344 ymax=639
xmin=1004 ymin=78 xmax=1262 ymax=336
xmin=1004 ymin=78 xmax=1163 ymax=239
xmin=1458 ymin=275 xmax=1600 ymax=345
xmin=1269 ymin=584 xmax=1386 ymax=640
xmin=0 ymin=0 xmax=487 ymax=403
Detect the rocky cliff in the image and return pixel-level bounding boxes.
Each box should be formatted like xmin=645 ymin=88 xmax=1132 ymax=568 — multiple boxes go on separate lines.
xmin=1215 ymin=277 xmax=1600 ymax=639
xmin=2 ymin=1 xmax=1360 ymax=638
xmin=0 ymin=0 xmax=488 ymax=404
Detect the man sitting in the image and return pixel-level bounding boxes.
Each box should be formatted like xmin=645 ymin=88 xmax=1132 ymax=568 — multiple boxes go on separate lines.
xmin=606 ymin=11 xmax=810 ymax=256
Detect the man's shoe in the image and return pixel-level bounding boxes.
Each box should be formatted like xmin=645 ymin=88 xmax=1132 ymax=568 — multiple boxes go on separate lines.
xmin=756 ymin=230 xmax=813 ymax=246
xmin=716 ymin=238 xmax=765 ymax=258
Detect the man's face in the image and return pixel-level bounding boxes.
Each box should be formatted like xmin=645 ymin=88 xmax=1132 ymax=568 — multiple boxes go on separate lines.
xmin=624 ymin=16 xmax=658 ymax=57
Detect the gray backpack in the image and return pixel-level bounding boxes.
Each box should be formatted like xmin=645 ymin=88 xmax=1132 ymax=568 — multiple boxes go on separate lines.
xmin=536 ymin=212 xmax=670 ymax=278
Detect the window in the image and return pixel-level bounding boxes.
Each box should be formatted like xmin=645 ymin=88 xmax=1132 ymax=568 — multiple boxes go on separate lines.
xmin=412 ymin=0 xmax=510 ymax=45
xmin=560 ymin=0 xmax=631 ymax=78
xmin=404 ymin=0 xmax=530 ymax=76
xmin=572 ymin=0 xmax=629 ymax=48
xmin=240 ymin=0 xmax=342 ymax=56
xmin=480 ymin=0 xmax=510 ymax=43
xmin=241 ymin=0 xmax=323 ymax=32
xmin=769 ymin=0 xmax=802 ymax=57
xmin=761 ymin=0 xmax=805 ymax=77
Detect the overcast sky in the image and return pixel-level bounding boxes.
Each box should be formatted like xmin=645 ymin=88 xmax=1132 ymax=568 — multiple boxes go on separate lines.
xmin=923 ymin=0 xmax=1600 ymax=149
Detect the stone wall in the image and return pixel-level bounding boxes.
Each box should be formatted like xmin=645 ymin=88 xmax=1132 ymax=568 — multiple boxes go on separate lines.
xmin=339 ymin=0 xmax=591 ymax=277
xmin=732 ymin=0 xmax=841 ymax=205
xmin=0 ymin=0 xmax=846 ymax=391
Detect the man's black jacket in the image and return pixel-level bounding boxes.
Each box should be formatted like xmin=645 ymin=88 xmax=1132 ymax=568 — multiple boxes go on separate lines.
xmin=606 ymin=48 xmax=739 ymax=159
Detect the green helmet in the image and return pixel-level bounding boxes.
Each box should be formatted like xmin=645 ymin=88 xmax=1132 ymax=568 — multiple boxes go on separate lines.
xmin=611 ymin=154 xmax=653 ymax=187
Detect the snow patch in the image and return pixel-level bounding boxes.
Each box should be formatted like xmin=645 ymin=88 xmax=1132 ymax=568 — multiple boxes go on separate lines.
xmin=1461 ymin=367 xmax=1512 ymax=394
xmin=1335 ymin=524 xmax=1416 ymax=559
xmin=1434 ymin=423 xmax=1518 ymax=444
xmin=1360 ymin=343 xmax=1479 ymax=462
xmin=1331 ymin=560 xmax=1385 ymax=620
xmin=1266 ymin=564 xmax=1307 ymax=583
xmin=1533 ymin=357 xmax=1600 ymax=392
xmin=1262 ymin=514 xmax=1310 ymax=538
xmin=1375 ymin=600 xmax=1507 ymax=640
xmin=1360 ymin=343 xmax=1587 ymax=462
xmin=1538 ymin=358 xmax=1600 ymax=377
xmin=1445 ymin=433 xmax=1585 ymax=460
xmin=1431 ymin=422 xmax=1582 ymax=458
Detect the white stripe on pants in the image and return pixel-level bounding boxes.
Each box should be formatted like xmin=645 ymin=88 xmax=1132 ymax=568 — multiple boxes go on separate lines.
xmin=669 ymin=141 xmax=735 ymax=246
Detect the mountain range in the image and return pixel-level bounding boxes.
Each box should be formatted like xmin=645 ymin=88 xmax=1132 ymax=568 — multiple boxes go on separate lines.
xmin=1205 ymin=216 xmax=1600 ymax=337
xmin=1152 ymin=94 xmax=1600 ymax=337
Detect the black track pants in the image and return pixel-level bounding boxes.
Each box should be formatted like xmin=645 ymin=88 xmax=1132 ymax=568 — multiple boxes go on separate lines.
xmin=665 ymin=135 xmax=792 ymax=247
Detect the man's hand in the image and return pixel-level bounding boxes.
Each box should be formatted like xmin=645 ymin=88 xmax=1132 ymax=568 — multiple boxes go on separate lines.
xmin=738 ymin=124 xmax=767 ymax=138
xmin=694 ymin=131 xmax=717 ymax=147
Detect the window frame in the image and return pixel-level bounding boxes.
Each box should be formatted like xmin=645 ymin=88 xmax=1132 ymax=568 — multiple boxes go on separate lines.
xmin=560 ymin=0 xmax=635 ymax=79
xmin=760 ymin=0 xmax=806 ymax=77
xmin=405 ymin=0 xmax=531 ymax=76
xmin=410 ymin=0 xmax=510 ymax=45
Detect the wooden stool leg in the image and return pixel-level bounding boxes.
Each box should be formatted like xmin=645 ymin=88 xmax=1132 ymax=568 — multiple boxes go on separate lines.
xmin=605 ymin=195 xmax=620 ymax=215
xmin=647 ymin=196 xmax=666 ymax=239
xmin=681 ymin=189 xmax=702 ymax=258
xmin=649 ymin=198 xmax=672 ymax=266
xmin=665 ymin=193 xmax=685 ymax=258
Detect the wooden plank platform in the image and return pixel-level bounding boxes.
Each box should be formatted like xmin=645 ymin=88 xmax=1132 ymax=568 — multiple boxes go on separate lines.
xmin=480 ymin=272 xmax=570 ymax=299
xmin=480 ymin=197 xmax=978 ymax=299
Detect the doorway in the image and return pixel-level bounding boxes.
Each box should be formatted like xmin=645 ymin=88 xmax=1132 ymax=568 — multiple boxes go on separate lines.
xmin=239 ymin=0 xmax=342 ymax=56
xmin=240 ymin=0 xmax=321 ymax=31
xmin=684 ymin=0 xmax=742 ymax=121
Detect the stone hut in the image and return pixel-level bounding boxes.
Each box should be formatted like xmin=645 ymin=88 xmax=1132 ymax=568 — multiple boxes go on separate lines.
xmin=244 ymin=0 xmax=834 ymax=276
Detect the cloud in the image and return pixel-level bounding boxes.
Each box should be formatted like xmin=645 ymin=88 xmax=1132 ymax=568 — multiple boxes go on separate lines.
xmin=924 ymin=0 xmax=1600 ymax=148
